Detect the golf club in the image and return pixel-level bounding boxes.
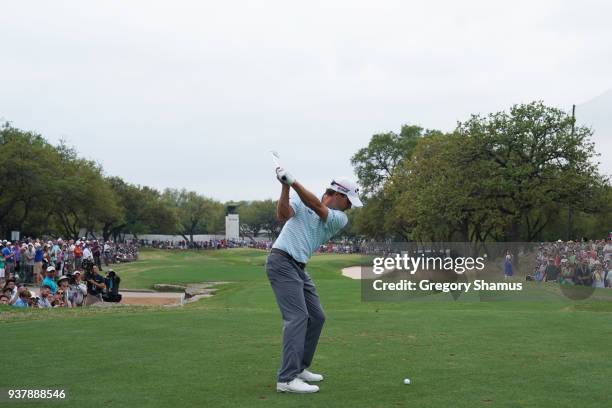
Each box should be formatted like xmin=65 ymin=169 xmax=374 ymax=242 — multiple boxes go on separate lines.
xmin=270 ymin=150 xmax=288 ymax=182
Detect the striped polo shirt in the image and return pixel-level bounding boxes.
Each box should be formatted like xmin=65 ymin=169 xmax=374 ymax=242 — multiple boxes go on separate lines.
xmin=272 ymin=195 xmax=348 ymax=263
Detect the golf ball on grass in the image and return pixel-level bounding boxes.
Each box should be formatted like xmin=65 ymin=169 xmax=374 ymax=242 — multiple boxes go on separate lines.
xmin=403 ymin=378 xmax=411 ymax=385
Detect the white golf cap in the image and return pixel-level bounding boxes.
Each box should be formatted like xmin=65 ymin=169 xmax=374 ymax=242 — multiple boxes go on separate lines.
xmin=329 ymin=178 xmax=363 ymax=208
xmin=46 ymin=266 xmax=56 ymax=272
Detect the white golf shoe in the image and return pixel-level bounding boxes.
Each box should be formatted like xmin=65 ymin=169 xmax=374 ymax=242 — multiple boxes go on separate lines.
xmin=276 ymin=378 xmax=319 ymax=393
xmin=297 ymin=369 xmax=324 ymax=382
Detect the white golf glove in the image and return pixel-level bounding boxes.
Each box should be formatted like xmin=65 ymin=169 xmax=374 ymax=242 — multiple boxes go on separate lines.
xmin=276 ymin=167 xmax=295 ymax=185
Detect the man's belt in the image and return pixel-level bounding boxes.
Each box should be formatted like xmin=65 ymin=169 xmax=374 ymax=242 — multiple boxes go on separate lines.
xmin=270 ymin=248 xmax=306 ymax=269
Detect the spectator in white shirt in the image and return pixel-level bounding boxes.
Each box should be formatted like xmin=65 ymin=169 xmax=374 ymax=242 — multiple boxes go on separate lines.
xmin=82 ymin=244 xmax=94 ymax=261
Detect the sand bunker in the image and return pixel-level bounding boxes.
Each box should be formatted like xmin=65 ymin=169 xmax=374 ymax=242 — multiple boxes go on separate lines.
xmin=342 ymin=266 xmax=379 ymax=280
xmin=120 ymin=282 xmax=225 ymax=306
xmin=120 ymin=291 xmax=184 ymax=306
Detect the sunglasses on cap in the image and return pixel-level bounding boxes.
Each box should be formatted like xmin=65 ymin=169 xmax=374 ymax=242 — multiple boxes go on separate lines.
xmin=331 ymin=180 xmax=352 ymax=194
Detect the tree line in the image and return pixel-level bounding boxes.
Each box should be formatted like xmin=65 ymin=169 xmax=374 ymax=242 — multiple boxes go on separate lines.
xmin=0 ymin=122 xmax=276 ymax=242
xmin=2 ymin=101 xmax=610 ymax=243
xmin=350 ymin=102 xmax=611 ymax=242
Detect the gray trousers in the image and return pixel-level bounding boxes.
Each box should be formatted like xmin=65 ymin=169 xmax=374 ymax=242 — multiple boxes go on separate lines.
xmin=266 ymin=251 xmax=326 ymax=383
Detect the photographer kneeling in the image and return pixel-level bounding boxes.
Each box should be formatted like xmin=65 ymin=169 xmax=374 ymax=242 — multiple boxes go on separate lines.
xmin=103 ymin=270 xmax=122 ymax=303
xmin=84 ymin=263 xmax=106 ymax=306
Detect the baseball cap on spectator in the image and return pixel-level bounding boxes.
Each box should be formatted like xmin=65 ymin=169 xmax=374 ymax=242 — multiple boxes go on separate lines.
xmin=72 ymin=270 xmax=81 ymax=276
xmin=57 ymin=276 xmax=69 ymax=283
xmin=46 ymin=266 xmax=56 ymax=273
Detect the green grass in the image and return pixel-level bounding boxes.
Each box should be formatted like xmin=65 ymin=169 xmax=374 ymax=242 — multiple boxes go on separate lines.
xmin=2 ymin=248 xmax=612 ymax=407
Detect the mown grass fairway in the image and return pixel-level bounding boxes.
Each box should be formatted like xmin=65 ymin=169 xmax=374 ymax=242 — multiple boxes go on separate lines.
xmin=2 ymin=249 xmax=611 ymax=407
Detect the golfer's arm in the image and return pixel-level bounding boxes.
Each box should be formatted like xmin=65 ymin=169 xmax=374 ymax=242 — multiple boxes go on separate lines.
xmin=277 ymin=184 xmax=294 ymax=222
xmin=291 ymin=181 xmax=329 ymax=221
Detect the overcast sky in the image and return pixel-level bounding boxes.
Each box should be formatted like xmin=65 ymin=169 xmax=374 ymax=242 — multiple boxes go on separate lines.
xmin=2 ymin=0 xmax=611 ymax=202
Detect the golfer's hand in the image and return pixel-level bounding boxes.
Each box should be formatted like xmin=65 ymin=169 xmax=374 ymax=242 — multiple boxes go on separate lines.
xmin=276 ymin=167 xmax=295 ymax=185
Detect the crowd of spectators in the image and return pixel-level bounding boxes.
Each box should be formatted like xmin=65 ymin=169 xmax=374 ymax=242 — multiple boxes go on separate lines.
xmin=141 ymin=238 xmax=359 ymax=252
xmin=143 ymin=238 xmax=272 ymax=250
xmin=527 ymin=238 xmax=612 ymax=287
xmin=1 ymin=238 xmax=131 ymax=308
xmin=318 ymin=243 xmax=360 ymax=254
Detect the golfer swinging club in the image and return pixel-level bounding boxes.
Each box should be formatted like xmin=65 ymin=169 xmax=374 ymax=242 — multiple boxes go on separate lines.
xmin=266 ymin=165 xmax=362 ymax=393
